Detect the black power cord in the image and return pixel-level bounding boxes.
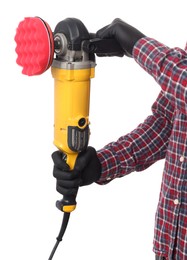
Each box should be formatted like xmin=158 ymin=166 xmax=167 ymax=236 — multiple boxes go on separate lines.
xmin=48 ymin=212 xmax=70 ymax=260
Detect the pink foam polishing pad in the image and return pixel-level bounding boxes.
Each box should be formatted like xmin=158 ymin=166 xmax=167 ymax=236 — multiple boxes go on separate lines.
xmin=15 ymin=17 xmax=54 ymax=76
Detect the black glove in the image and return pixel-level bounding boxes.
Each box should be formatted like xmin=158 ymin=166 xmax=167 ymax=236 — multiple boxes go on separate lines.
xmin=96 ymin=18 xmax=145 ymax=57
xmin=52 ymin=147 xmax=102 ymax=196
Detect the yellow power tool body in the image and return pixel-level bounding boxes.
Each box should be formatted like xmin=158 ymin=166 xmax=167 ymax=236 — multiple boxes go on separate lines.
xmin=51 ymin=18 xmax=96 ymax=213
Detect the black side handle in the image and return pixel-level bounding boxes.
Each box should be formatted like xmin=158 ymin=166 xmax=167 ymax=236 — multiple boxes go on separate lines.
xmin=83 ymin=33 xmax=124 ymax=56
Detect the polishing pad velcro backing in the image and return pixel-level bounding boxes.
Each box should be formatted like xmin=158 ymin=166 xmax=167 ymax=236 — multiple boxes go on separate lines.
xmin=15 ymin=17 xmax=54 ymax=76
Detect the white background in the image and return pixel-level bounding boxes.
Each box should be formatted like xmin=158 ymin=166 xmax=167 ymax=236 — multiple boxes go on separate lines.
xmin=0 ymin=0 xmax=187 ymax=259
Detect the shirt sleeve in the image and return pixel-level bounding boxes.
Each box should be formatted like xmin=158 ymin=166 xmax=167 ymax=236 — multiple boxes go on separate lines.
xmin=133 ymin=37 xmax=187 ymax=114
xmin=96 ymin=91 xmax=174 ymax=185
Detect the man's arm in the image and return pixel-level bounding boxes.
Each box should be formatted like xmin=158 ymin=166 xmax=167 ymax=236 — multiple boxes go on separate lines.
xmin=133 ymin=37 xmax=187 ymax=114
xmin=96 ymin=90 xmax=175 ymax=184
xmin=96 ymin=18 xmax=187 ymax=114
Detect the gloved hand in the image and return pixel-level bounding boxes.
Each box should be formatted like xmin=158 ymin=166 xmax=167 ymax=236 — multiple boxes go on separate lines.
xmin=96 ymin=18 xmax=145 ymax=57
xmin=52 ymin=146 xmax=102 ymax=196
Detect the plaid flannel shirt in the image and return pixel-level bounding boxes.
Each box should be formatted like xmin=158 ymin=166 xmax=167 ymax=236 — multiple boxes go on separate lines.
xmin=96 ymin=37 xmax=187 ymax=259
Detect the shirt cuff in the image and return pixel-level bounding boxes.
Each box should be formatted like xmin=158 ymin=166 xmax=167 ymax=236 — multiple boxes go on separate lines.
xmin=95 ymin=137 xmax=136 ymax=185
xmin=96 ymin=148 xmax=119 ymax=185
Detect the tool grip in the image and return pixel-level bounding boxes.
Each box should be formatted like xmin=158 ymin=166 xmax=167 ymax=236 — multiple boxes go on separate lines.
xmin=83 ymin=34 xmax=124 ymax=56
xmin=56 ymin=153 xmax=78 ymax=213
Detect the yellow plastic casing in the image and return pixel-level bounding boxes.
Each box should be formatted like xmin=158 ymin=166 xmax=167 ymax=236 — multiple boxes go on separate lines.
xmin=51 ymin=66 xmax=95 ymax=171
xmin=52 ymin=65 xmax=95 ymax=213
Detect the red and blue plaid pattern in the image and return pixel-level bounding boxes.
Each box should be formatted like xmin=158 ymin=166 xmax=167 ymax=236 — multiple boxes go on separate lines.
xmin=97 ymin=37 xmax=187 ymax=259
